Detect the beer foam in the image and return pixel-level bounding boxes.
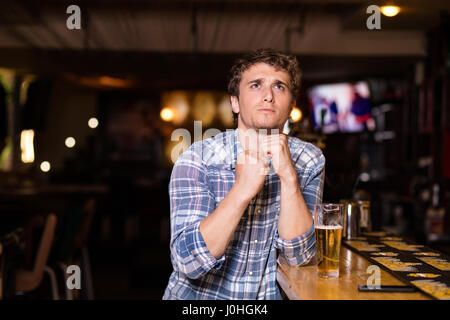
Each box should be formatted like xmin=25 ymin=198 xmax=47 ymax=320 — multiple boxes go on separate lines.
xmin=315 ymin=225 xmax=343 ymax=229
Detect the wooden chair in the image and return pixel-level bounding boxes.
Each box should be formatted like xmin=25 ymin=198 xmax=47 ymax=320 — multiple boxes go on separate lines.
xmin=15 ymin=213 xmax=58 ymax=298
xmin=0 ymin=227 xmax=23 ymax=299
xmin=56 ymin=198 xmax=96 ymax=300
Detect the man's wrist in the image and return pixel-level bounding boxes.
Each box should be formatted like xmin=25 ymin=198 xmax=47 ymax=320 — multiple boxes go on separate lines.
xmin=230 ymin=183 xmax=254 ymax=204
xmin=278 ymin=168 xmax=299 ymax=187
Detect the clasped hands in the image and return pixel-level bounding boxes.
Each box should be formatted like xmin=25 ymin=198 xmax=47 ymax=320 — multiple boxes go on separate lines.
xmin=235 ymin=131 xmax=298 ymax=201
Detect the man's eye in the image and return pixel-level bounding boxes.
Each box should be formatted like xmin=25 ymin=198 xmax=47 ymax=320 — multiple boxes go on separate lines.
xmin=275 ymin=84 xmax=285 ymax=90
xmin=250 ymin=83 xmax=260 ymax=89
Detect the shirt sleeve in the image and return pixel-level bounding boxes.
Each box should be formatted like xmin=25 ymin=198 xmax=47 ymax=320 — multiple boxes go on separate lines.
xmin=168 ymin=146 xmax=225 ymax=279
xmin=274 ymin=222 xmax=316 ymax=266
xmin=274 ymin=147 xmax=325 ymax=266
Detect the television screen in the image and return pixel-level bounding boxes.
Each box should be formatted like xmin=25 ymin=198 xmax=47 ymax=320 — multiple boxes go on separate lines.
xmin=308 ymin=81 xmax=372 ymax=133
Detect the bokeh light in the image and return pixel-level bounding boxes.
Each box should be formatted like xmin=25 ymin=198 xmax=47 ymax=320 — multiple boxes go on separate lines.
xmin=88 ymin=117 xmax=99 ymax=129
xmin=160 ymin=107 xmax=176 ymax=122
xmin=40 ymin=161 xmax=51 ymax=172
xmin=65 ymin=137 xmax=76 ymax=148
xmin=290 ymin=107 xmax=302 ymax=122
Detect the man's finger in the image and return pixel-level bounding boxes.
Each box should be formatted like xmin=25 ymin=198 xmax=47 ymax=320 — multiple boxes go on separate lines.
xmin=259 ymin=164 xmax=270 ymax=176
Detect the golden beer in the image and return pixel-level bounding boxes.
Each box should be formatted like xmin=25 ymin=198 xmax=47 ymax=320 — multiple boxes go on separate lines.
xmin=315 ymin=225 xmax=343 ymax=278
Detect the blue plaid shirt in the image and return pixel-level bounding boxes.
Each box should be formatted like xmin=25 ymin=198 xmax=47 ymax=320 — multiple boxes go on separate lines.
xmin=163 ymin=128 xmax=325 ymax=300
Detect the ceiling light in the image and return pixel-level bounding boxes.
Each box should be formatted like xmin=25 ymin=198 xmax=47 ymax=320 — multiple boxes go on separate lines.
xmin=381 ymin=5 xmax=400 ymax=17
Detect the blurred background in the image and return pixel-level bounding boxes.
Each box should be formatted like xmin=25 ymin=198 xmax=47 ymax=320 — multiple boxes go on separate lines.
xmin=0 ymin=0 xmax=449 ymax=299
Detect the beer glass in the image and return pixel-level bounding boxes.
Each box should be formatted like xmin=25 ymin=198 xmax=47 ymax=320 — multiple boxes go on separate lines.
xmin=314 ymin=203 xmax=345 ymax=278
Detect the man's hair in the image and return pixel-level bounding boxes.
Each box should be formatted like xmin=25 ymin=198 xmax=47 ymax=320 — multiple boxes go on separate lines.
xmin=227 ymin=48 xmax=302 ymax=124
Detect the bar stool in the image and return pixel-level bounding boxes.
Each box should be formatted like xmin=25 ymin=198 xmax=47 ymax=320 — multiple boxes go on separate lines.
xmin=15 ymin=213 xmax=59 ymax=299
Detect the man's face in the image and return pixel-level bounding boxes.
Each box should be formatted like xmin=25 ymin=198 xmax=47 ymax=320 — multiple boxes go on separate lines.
xmin=231 ymin=62 xmax=294 ymax=131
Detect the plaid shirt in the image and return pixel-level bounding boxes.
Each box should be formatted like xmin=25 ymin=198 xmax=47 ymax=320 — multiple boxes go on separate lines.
xmin=163 ymin=128 xmax=325 ymax=300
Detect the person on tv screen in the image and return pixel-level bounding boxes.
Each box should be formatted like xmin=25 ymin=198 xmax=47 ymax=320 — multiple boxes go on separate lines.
xmin=350 ymin=84 xmax=371 ymax=130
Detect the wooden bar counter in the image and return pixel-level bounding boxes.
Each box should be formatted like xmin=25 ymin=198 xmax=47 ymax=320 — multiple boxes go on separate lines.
xmin=277 ymin=245 xmax=430 ymax=300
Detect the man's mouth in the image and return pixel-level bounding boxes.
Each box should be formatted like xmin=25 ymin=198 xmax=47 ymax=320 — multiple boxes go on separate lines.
xmin=258 ymin=108 xmax=276 ymax=113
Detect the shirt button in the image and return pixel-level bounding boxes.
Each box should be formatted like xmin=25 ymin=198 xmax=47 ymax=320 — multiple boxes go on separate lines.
xmin=254 ymin=240 xmax=258 ymax=243
xmin=256 ymin=208 xmax=261 ymax=214
xmin=249 ymin=272 xmax=253 ymax=276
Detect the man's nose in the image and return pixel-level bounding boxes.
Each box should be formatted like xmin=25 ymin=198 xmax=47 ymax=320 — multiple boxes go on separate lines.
xmin=263 ymin=86 xmax=274 ymax=103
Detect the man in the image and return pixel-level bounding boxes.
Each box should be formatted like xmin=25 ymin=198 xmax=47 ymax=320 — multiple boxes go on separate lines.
xmin=163 ymin=49 xmax=325 ymax=300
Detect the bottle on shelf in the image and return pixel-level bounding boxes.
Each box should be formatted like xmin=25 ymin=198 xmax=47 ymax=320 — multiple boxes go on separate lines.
xmin=426 ymin=183 xmax=445 ymax=241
